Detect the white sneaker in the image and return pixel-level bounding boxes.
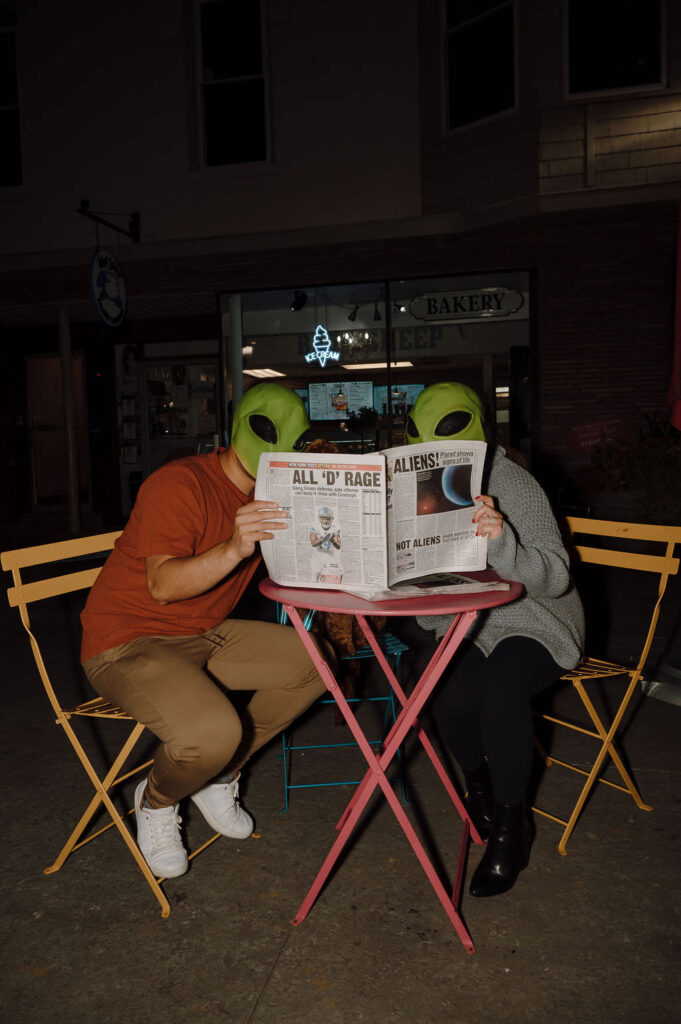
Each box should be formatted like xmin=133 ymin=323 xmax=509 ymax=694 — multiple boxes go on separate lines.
xmin=134 ymin=778 xmax=188 ymax=878
xmin=190 ymin=771 xmax=254 ymax=839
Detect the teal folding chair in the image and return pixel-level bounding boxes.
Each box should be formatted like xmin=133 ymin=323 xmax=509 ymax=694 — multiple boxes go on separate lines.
xmin=277 ymin=604 xmax=409 ymax=811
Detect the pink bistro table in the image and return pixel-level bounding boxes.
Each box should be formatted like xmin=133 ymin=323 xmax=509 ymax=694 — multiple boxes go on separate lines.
xmin=260 ymin=576 xmax=522 ymax=954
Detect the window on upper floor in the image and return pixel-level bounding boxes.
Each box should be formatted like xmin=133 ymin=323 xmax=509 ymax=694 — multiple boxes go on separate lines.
xmin=567 ymin=0 xmax=665 ymax=95
xmin=0 ymin=6 xmax=21 ymax=187
xmin=445 ymin=1 xmax=515 ymax=131
xmin=197 ymin=0 xmax=269 ymax=167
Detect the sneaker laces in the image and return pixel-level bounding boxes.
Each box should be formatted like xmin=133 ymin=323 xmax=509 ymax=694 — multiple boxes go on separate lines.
xmin=208 ymin=775 xmax=240 ymax=805
xmin=225 ymin=778 xmax=240 ymax=803
xmin=147 ymin=809 xmax=183 ymax=853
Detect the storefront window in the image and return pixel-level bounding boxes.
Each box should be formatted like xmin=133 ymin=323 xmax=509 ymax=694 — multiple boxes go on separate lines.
xmin=228 ymin=270 xmax=530 ymax=457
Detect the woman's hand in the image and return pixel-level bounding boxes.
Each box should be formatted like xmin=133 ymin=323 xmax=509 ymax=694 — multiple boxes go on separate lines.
xmin=472 ymin=495 xmax=504 ymax=540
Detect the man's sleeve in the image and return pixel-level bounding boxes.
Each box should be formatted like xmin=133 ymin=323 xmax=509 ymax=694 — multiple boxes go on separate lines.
xmin=133 ymin=463 xmax=206 ymax=558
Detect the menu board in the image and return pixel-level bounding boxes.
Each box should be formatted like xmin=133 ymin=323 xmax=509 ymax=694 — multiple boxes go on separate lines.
xmin=308 ymin=381 xmax=373 ymax=420
xmin=373 ymin=383 xmax=425 ymax=416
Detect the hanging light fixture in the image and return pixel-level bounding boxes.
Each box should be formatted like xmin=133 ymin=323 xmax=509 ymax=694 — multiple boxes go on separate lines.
xmin=290 ymin=290 xmax=307 ymax=311
xmin=348 ymin=303 xmax=359 ymax=322
xmin=374 ymin=301 xmax=381 ymax=321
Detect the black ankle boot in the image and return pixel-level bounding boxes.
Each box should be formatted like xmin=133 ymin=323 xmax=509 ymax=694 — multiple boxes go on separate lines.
xmin=469 ymin=802 xmax=531 ymax=898
xmin=463 ymin=762 xmax=494 ymax=842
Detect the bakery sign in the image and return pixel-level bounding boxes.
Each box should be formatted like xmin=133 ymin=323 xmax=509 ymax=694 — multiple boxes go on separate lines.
xmin=410 ymin=287 xmax=525 ymax=322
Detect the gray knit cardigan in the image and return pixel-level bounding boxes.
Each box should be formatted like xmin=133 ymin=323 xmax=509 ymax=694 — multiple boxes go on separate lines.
xmin=416 ymin=447 xmax=585 ymax=669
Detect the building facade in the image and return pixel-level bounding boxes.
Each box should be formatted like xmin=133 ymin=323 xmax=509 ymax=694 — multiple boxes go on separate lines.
xmin=1 ymin=0 xmax=679 ymax=534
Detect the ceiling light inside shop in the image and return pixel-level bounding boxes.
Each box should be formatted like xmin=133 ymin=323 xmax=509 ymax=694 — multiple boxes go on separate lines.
xmin=341 ymin=331 xmax=372 ymax=343
xmin=341 ymin=361 xmax=413 ymax=370
xmin=243 ymin=368 xmax=286 ymax=378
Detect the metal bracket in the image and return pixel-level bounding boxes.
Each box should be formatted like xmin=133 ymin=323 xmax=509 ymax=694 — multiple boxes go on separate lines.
xmin=77 ymin=199 xmax=141 ymax=243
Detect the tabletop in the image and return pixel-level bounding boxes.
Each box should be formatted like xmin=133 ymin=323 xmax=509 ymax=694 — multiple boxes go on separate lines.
xmin=259 ymin=576 xmax=522 ymax=617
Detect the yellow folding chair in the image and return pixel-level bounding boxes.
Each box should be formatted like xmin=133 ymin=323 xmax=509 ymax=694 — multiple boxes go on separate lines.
xmin=2 ymin=532 xmax=221 ymax=917
xmin=532 ymin=516 xmax=681 ymax=855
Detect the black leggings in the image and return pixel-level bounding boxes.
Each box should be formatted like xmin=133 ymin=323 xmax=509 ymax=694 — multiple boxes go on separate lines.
xmin=431 ymin=636 xmax=562 ymax=805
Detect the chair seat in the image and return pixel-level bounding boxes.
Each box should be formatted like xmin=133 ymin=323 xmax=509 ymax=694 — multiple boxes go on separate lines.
xmin=561 ymin=656 xmax=634 ymax=682
xmin=65 ymin=697 xmax=135 ymax=720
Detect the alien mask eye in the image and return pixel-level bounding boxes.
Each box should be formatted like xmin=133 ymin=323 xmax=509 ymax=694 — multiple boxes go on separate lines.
xmin=434 ymin=411 xmax=472 ymax=437
xmin=406 ymin=415 xmax=419 ymax=438
xmin=249 ymin=414 xmax=277 ymax=444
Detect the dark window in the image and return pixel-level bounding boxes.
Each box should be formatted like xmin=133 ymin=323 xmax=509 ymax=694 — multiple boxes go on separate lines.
xmin=568 ymin=0 xmax=663 ymax=94
xmin=199 ymin=0 xmax=268 ymax=166
xmin=445 ymin=1 xmax=515 ymax=130
xmin=0 ymin=8 xmax=21 ymax=186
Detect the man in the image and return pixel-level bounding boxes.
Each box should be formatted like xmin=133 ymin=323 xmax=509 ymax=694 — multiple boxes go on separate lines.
xmin=309 ymin=506 xmax=342 ymax=583
xmin=81 ymin=383 xmax=327 ymax=878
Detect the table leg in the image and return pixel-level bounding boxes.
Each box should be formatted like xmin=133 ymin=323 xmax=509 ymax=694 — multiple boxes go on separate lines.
xmin=336 ymin=611 xmax=483 ymax=845
xmin=285 ymin=604 xmax=477 ymax=953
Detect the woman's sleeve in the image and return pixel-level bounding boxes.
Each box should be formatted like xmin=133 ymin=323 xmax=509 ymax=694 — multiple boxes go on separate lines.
xmin=487 ymin=463 xmax=571 ymax=599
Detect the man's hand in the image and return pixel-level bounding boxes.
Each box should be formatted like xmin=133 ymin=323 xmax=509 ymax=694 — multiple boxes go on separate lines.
xmin=230 ymin=500 xmax=288 ymax=560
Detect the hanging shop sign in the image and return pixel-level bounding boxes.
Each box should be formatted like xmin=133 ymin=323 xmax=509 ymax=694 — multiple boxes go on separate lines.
xmin=89 ymin=249 xmax=127 ymax=327
xmin=304 ymin=324 xmax=340 ymax=368
xmin=410 ymin=287 xmax=524 ymax=322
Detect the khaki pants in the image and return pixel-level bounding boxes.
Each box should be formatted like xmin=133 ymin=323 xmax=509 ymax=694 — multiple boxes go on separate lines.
xmin=83 ymin=619 xmax=327 ymax=808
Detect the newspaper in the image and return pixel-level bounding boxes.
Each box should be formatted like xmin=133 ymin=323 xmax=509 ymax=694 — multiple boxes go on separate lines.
xmin=255 ymin=440 xmax=510 ymax=600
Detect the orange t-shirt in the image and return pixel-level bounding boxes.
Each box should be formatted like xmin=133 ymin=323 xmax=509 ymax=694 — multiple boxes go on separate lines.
xmin=80 ymin=451 xmax=259 ymax=661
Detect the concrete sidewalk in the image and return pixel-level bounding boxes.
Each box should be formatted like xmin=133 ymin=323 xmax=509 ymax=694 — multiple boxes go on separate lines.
xmin=1 ymin=571 xmax=680 ymax=1024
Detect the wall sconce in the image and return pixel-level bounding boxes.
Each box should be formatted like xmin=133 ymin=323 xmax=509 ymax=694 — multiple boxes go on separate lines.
xmin=290 ymin=290 xmax=307 ymax=311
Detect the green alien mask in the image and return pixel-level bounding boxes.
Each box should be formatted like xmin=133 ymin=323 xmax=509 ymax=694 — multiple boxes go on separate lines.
xmin=406 ymin=382 xmax=486 ymax=444
xmin=230 ymin=382 xmax=310 ymax=477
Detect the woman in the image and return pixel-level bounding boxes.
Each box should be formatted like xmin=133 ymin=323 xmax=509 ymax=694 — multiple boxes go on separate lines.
xmin=406 ymin=382 xmax=584 ymax=897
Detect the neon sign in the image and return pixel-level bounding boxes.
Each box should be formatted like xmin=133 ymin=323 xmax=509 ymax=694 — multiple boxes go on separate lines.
xmin=305 ymin=324 xmax=340 ymax=368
